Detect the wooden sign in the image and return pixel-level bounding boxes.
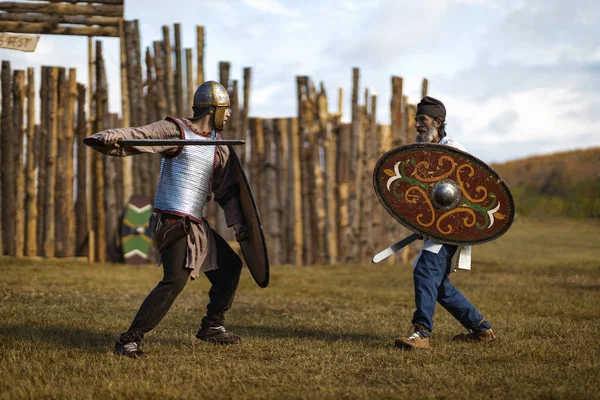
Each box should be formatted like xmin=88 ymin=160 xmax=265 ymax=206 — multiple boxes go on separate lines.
xmin=0 ymin=33 xmax=40 ymax=52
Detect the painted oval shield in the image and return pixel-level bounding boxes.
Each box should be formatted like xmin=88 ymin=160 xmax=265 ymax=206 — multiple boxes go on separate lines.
xmin=373 ymin=143 xmax=515 ymax=245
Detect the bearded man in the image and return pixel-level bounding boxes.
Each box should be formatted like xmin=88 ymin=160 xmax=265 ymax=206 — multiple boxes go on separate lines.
xmin=395 ymin=96 xmax=496 ymax=350
xmin=86 ymin=81 xmax=249 ymax=358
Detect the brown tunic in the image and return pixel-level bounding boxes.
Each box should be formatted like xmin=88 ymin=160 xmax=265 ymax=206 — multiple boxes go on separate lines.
xmin=87 ymin=118 xmax=244 ymax=278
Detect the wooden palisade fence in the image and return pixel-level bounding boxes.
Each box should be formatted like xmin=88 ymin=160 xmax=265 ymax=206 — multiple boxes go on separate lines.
xmin=0 ymin=18 xmax=428 ymax=265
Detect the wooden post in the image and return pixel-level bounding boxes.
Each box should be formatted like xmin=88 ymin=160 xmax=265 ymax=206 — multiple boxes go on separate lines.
xmin=196 ymin=26 xmax=204 ymax=86
xmin=13 ymin=70 xmax=26 ymax=257
xmin=290 ymin=117 xmax=303 ymax=265
xmin=37 ymin=66 xmax=49 ymax=255
xmin=43 ymin=67 xmax=59 ymax=258
xmin=251 ymin=118 xmax=264 ymax=206
xmin=24 ymin=68 xmax=37 ymax=257
xmin=347 ymin=68 xmax=360 ymax=262
xmin=133 ymin=21 xmax=146 ymax=128
xmin=54 ymin=67 xmax=67 ymax=256
xmin=314 ymin=82 xmax=329 ymax=263
xmin=263 ymin=118 xmax=280 ymax=265
xmin=241 ymin=67 xmax=251 ymax=167
xmin=141 ymin=46 xmax=155 ymax=197
xmin=336 ymin=123 xmax=350 ymax=261
xmin=1 ymin=61 xmax=14 ymax=255
xmin=153 ymin=41 xmax=168 ymax=118
xmin=296 ymin=76 xmax=313 ymax=264
xmin=174 ymin=23 xmax=184 ymax=117
xmin=421 ymin=78 xmax=428 ymax=99
xmin=362 ymin=93 xmax=378 ymax=262
xmin=186 ymin=48 xmax=193 ymax=111
xmin=391 ymin=76 xmax=404 ymax=147
xmin=352 ymin=94 xmax=367 ymax=263
xmin=325 ymin=119 xmax=338 ymax=265
xmin=276 ymin=118 xmax=290 ymax=263
xmin=219 ymin=62 xmax=230 ymax=91
xmin=75 ymin=83 xmax=88 ymax=256
xmin=119 ymin=19 xmax=132 ymax=207
xmin=87 ymin=36 xmax=95 ymax=263
xmin=63 ymin=69 xmax=77 ymax=257
xmin=94 ymin=40 xmax=106 ymax=262
xmin=230 ymin=80 xmax=240 ymax=141
xmin=162 ymin=25 xmax=175 ymax=115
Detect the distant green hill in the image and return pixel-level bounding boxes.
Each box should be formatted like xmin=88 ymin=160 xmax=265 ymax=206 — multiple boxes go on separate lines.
xmin=490 ymin=147 xmax=600 ymax=218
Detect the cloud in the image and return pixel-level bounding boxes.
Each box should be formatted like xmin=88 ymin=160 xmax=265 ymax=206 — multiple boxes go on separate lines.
xmin=241 ymin=0 xmax=300 ymax=16
xmin=488 ymin=110 xmax=519 ymax=135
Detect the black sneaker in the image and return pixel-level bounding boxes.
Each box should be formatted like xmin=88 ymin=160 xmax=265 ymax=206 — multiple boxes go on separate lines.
xmin=114 ymin=331 xmax=147 ymax=358
xmin=196 ymin=325 xmax=241 ymax=345
xmin=114 ymin=341 xmax=147 ymax=358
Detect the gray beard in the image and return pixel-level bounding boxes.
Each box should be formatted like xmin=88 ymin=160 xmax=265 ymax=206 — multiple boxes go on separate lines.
xmin=416 ymin=125 xmax=438 ymax=143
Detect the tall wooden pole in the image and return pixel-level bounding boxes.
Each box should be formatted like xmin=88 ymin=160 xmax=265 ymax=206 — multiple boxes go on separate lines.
xmin=336 ymin=123 xmax=350 ymax=261
xmin=1 ymin=61 xmax=14 ymax=255
xmin=119 ymin=19 xmax=132 ymax=205
xmin=94 ymin=40 xmax=106 ymax=263
xmin=43 ymin=67 xmax=59 ymax=257
xmin=391 ymin=76 xmax=404 ymax=147
xmin=87 ymin=36 xmax=95 ymax=263
xmin=277 ymin=118 xmax=290 ymax=263
xmin=347 ymin=68 xmax=360 ymax=262
xmin=13 ymin=69 xmax=26 ymax=257
xmin=37 ymin=66 xmax=49 ymax=254
xmin=196 ymin=26 xmax=204 ymax=87
xmin=24 ymin=68 xmax=37 ymax=256
xmin=421 ymin=78 xmax=428 ymax=99
xmin=185 ymin=48 xmax=193 ymax=111
xmin=75 ymin=83 xmax=88 ymax=256
xmin=314 ymin=82 xmax=329 ymax=263
xmin=153 ymin=41 xmax=168 ymax=118
xmin=290 ymin=117 xmax=303 ymax=265
xmin=296 ymin=76 xmax=313 ymax=264
xmin=63 ymin=68 xmax=77 ymax=257
xmin=263 ymin=118 xmax=279 ymax=265
xmin=174 ymin=23 xmax=184 ymax=117
xmin=241 ymin=67 xmax=251 ymax=167
xmin=162 ymin=25 xmax=175 ymax=115
xmin=54 ymin=68 xmax=67 ymax=256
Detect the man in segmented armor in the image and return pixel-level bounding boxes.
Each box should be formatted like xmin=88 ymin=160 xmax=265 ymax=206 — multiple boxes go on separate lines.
xmin=394 ymin=96 xmax=496 ymax=351
xmin=87 ymin=81 xmax=249 ymax=358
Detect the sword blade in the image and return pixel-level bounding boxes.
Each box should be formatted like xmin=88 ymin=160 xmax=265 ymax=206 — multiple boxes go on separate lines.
xmin=372 ymin=232 xmax=422 ymax=263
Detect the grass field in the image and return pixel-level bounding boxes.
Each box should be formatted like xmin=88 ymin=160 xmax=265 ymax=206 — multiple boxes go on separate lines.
xmin=1 ymin=217 xmax=599 ymax=399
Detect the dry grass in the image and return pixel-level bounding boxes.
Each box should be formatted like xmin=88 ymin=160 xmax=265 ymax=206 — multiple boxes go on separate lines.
xmin=1 ymin=216 xmax=599 ymax=399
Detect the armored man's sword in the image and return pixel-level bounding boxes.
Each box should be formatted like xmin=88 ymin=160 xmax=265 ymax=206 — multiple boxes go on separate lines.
xmin=83 ymin=138 xmax=245 ymax=147
xmin=371 ymin=143 xmax=515 ymax=264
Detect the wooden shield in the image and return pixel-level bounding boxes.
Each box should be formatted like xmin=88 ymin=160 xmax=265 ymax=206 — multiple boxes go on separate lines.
xmin=373 ymin=143 xmax=515 ymax=245
xmin=228 ymin=146 xmax=270 ymax=288
xmin=121 ymin=195 xmax=153 ymax=264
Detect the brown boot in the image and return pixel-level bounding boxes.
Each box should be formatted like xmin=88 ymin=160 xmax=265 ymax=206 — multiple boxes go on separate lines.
xmin=452 ymin=328 xmax=496 ymax=342
xmin=395 ymin=324 xmax=432 ymax=350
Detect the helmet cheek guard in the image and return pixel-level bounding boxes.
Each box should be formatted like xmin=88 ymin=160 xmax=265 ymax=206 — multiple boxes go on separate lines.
xmin=214 ymin=106 xmax=228 ymax=131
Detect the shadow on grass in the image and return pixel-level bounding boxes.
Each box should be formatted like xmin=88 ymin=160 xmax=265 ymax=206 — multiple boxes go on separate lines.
xmin=231 ymin=323 xmax=385 ymax=344
xmin=0 ymin=324 xmax=191 ymax=353
xmin=0 ymin=324 xmax=112 ymax=352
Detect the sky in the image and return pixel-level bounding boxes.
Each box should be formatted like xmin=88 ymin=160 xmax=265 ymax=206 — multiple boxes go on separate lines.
xmin=2 ymin=0 xmax=599 ymax=163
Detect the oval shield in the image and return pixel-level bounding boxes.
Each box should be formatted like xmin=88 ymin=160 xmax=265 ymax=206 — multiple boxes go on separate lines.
xmin=229 ymin=146 xmax=270 ymax=288
xmin=373 ymin=143 xmax=515 ymax=245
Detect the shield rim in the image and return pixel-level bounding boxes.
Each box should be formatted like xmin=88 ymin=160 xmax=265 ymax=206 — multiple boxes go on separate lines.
xmin=228 ymin=146 xmax=270 ymax=288
xmin=373 ymin=143 xmax=515 ymax=246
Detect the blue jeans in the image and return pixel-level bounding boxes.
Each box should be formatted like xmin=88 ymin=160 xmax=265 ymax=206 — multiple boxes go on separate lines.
xmin=412 ymin=244 xmax=484 ymax=333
